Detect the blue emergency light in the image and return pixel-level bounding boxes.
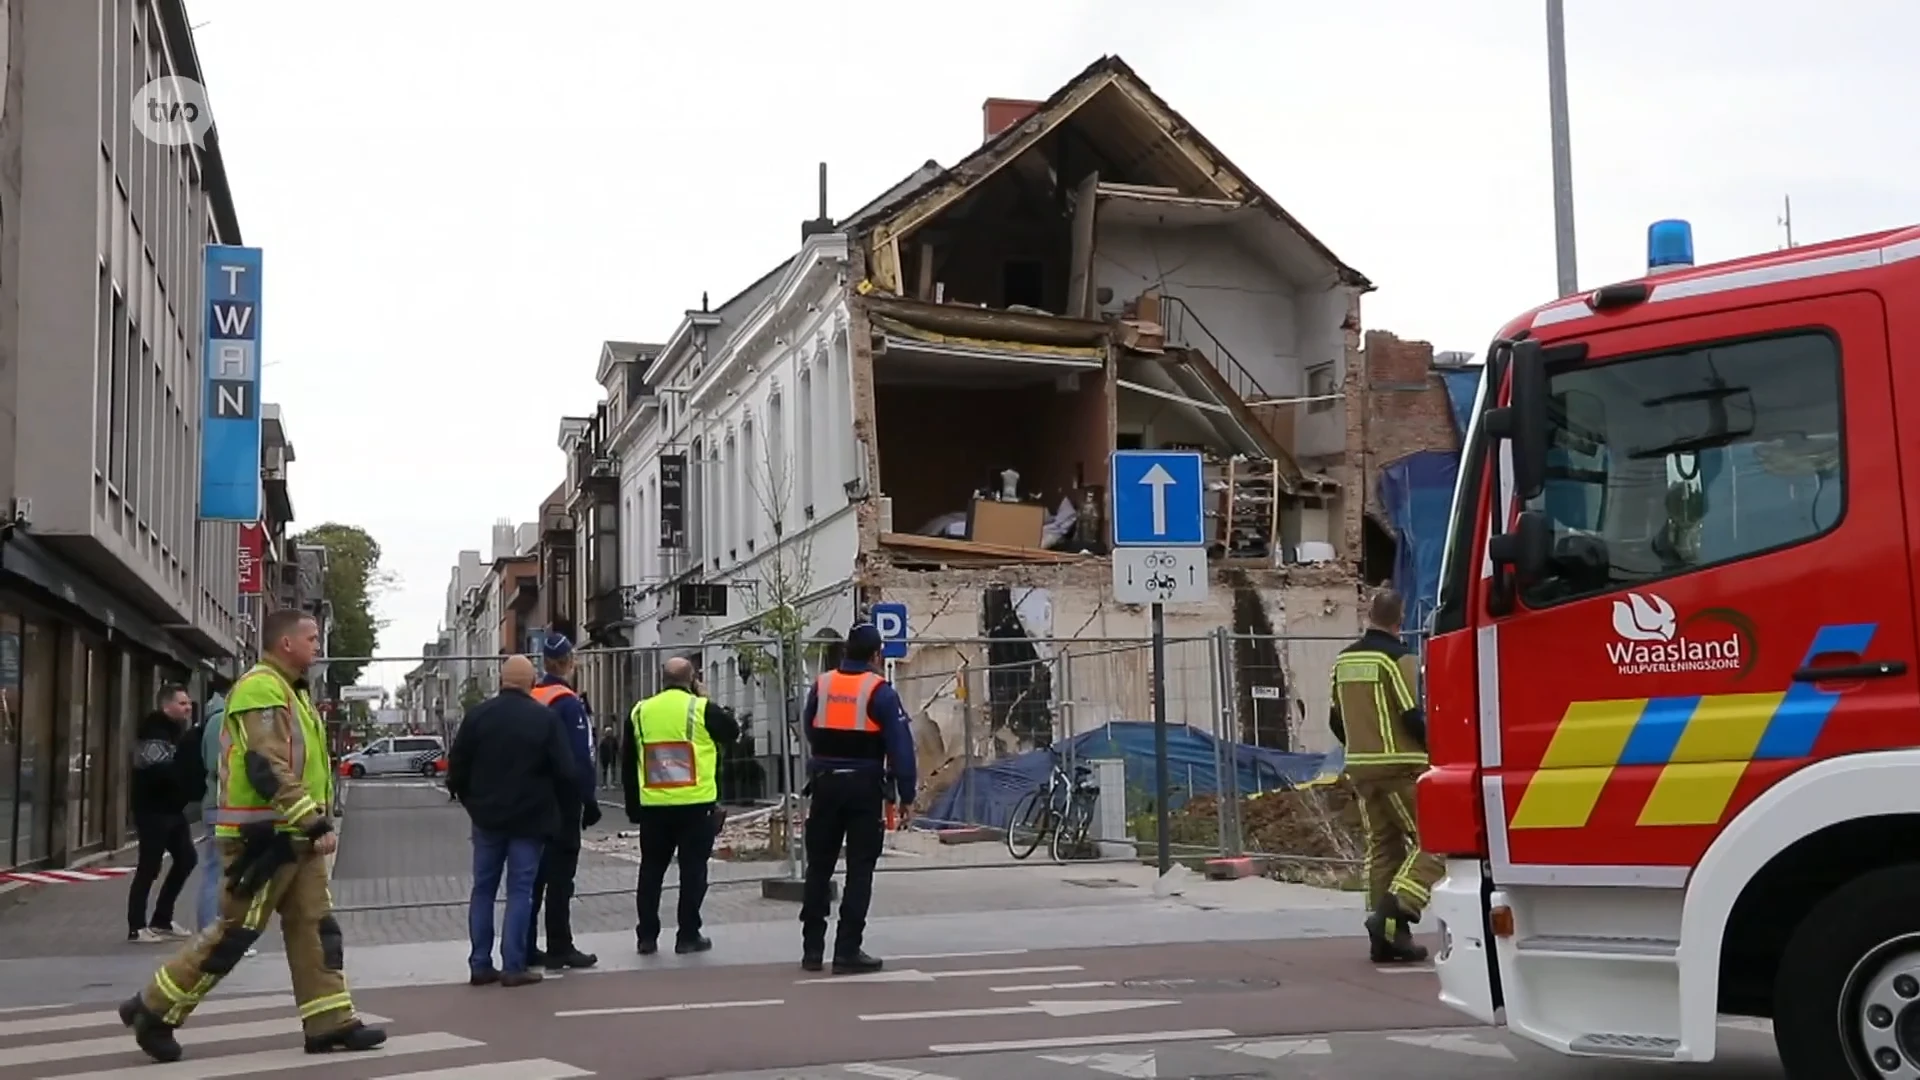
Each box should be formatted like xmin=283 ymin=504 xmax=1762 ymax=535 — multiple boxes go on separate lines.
xmin=1648 ymin=219 xmax=1695 ymax=274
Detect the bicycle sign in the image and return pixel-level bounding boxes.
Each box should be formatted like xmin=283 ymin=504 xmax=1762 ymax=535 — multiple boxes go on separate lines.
xmin=1112 ymin=546 xmax=1208 ymax=604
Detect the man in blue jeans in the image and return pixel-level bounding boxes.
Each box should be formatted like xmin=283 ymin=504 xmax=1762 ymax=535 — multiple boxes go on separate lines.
xmin=447 ymin=655 xmax=578 ymax=986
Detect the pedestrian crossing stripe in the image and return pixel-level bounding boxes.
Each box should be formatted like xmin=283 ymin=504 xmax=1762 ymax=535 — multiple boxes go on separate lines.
xmin=0 ymin=992 xmax=597 ymax=1079
xmin=0 ymin=866 xmax=134 ymax=885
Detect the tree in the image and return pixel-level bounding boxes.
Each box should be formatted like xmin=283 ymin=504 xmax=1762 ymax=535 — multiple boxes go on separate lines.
xmin=293 ymin=523 xmax=394 ymax=690
xmin=724 ymin=439 xmax=830 ymax=697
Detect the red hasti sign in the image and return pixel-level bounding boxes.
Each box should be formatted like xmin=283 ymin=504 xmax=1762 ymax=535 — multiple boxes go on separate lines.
xmin=237 ymin=523 xmax=264 ymax=594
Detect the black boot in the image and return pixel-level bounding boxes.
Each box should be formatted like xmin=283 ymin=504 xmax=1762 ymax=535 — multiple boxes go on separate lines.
xmin=304 ymin=1020 xmax=389 ymax=1054
xmin=1365 ymin=895 xmax=1430 ymax=964
xmin=675 ymin=935 xmax=713 ymax=955
xmin=832 ymin=950 xmax=884 ymax=975
xmin=119 ymin=996 xmax=182 ymax=1064
xmin=802 ymin=939 xmax=826 ymax=972
xmin=545 ymin=948 xmax=599 ymax=970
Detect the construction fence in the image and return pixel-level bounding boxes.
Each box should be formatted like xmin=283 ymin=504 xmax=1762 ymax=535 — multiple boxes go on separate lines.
xmin=338 ymin=629 xmax=1428 ymax=883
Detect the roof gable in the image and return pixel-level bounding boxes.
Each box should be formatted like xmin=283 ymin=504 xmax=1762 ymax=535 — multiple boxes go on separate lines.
xmin=859 ymin=55 xmax=1367 ymax=293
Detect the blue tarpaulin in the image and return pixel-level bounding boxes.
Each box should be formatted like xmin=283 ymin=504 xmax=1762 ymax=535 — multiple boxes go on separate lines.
xmin=1440 ymin=368 xmax=1482 ymax=440
xmin=920 ymin=721 xmax=1340 ymax=830
xmin=1377 ymin=450 xmax=1459 ymax=633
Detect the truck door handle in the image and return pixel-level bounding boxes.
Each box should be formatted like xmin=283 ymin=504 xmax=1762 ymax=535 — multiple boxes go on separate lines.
xmin=1791 ymin=661 xmax=1909 ymax=683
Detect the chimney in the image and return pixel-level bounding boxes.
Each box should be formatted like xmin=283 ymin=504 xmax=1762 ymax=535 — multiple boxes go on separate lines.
xmin=491 ymin=518 xmax=515 ymax=562
xmin=983 ymin=98 xmax=1043 ymax=141
xmin=800 ymin=161 xmax=836 ymax=242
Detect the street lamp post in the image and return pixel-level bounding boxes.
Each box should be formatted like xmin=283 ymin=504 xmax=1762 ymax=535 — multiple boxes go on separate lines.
xmin=1546 ymin=0 xmax=1579 ymax=297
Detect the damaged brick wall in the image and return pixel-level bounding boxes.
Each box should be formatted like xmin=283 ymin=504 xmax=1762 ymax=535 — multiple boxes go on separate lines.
xmin=1358 ymin=329 xmax=1460 ymax=515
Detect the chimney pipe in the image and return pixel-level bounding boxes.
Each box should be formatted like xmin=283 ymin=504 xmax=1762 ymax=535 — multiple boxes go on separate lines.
xmin=800 ymin=160 xmax=836 ymax=242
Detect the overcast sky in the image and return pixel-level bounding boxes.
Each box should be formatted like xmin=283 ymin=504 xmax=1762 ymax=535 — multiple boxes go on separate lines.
xmin=183 ymin=0 xmax=1916 ymax=682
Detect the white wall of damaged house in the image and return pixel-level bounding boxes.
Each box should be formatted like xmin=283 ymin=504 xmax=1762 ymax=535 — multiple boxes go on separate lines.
xmin=1091 ymin=224 xmax=1353 ymax=458
xmin=869 ymin=567 xmax=1362 ymax=775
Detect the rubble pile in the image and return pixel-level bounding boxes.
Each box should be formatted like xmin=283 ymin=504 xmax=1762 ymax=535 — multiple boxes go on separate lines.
xmin=1176 ymin=782 xmax=1364 ymax=887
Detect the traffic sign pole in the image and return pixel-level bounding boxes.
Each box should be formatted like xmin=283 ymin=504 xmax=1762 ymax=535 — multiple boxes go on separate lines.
xmin=1150 ymin=601 xmax=1171 ymax=877
xmin=1108 ymin=450 xmax=1209 ymax=881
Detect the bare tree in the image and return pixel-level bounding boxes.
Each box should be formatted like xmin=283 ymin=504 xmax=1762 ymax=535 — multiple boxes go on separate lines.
xmin=722 ymin=432 xmax=828 ymax=695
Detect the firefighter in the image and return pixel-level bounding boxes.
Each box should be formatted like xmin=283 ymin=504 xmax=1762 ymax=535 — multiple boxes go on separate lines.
xmin=1331 ymin=588 xmax=1441 ymax=964
xmin=118 ymin=608 xmax=387 ymax=1064
xmin=799 ymin=622 xmax=916 ymax=975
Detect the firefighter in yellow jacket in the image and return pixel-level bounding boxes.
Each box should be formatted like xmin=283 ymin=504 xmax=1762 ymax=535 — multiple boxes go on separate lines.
xmin=118 ymin=608 xmax=387 ymax=1064
xmin=1331 ymin=588 xmax=1442 ymax=964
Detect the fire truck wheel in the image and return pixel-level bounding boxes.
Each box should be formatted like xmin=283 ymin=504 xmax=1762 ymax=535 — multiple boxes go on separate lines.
xmin=1774 ymin=863 xmax=1920 ymax=1079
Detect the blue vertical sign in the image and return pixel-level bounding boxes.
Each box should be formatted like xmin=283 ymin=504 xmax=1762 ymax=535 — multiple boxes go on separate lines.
xmin=199 ymin=245 xmax=263 ymax=522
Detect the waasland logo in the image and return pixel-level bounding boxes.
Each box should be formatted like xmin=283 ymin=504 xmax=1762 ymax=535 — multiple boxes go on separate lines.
xmin=1608 ymin=592 xmax=1759 ymax=680
xmin=132 ymin=76 xmax=212 ymax=147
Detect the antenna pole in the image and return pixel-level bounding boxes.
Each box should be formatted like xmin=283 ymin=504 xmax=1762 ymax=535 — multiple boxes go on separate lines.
xmin=1546 ymin=0 xmax=1579 ymax=298
xmin=1781 ymin=195 xmax=1796 ymax=248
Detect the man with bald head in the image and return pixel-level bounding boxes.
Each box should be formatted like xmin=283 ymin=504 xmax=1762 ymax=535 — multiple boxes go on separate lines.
xmin=624 ymin=655 xmax=739 ymax=955
xmin=448 ymin=655 xmax=580 ymax=986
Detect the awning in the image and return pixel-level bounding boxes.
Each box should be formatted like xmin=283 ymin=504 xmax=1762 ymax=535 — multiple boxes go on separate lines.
xmin=0 ymin=530 xmax=203 ymax=665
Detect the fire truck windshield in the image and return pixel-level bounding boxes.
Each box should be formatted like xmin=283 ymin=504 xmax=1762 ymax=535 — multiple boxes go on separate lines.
xmin=1520 ymin=331 xmax=1841 ymax=607
xmin=1434 ymin=358 xmax=1492 ymax=629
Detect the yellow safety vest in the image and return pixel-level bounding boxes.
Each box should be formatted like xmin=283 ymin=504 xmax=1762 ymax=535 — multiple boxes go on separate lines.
xmin=213 ymin=662 xmax=332 ymax=836
xmin=631 ymin=688 xmax=718 ymax=807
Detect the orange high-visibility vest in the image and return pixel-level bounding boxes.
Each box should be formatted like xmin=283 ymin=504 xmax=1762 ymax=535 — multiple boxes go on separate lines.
xmin=813 ymin=671 xmax=883 ymax=732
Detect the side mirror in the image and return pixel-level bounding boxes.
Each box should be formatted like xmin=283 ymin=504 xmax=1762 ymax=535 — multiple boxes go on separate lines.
xmin=1488 ymin=509 xmax=1553 ymax=586
xmin=1506 ymin=340 xmax=1550 ymax=500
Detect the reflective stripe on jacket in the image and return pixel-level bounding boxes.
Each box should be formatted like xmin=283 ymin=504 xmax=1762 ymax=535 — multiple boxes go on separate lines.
xmin=630 ymin=688 xmax=718 ymax=806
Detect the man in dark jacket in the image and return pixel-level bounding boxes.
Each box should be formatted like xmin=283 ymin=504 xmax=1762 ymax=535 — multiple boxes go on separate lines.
xmin=447 ymin=656 xmax=578 ymax=986
xmin=524 ymin=633 xmax=600 ymax=970
xmin=127 ymin=684 xmax=198 ymax=943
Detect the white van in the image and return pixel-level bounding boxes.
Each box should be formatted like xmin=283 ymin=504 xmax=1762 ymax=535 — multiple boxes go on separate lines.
xmin=341 ymin=735 xmax=445 ymax=778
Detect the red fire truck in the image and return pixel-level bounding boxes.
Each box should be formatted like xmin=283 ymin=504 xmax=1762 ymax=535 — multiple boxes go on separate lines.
xmin=1416 ymin=219 xmax=1920 ymax=1078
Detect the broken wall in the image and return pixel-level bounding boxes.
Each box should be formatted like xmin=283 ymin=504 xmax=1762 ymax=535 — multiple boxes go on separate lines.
xmin=1355 ymin=330 xmax=1461 ymax=514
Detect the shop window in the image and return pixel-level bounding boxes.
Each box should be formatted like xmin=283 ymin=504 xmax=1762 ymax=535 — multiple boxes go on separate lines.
xmin=18 ymin=618 xmax=54 ymax=865
xmin=83 ymin=641 xmax=111 ymax=850
xmin=0 ymin=613 xmax=19 ymax=869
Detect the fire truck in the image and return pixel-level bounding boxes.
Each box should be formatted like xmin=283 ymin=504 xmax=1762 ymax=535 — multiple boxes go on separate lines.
xmin=1416 ymin=218 xmax=1920 ymax=1078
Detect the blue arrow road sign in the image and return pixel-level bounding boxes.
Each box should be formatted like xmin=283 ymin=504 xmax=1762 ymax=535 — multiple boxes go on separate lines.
xmin=1110 ymin=450 xmax=1205 ymax=547
xmin=873 ymin=602 xmax=909 ymax=659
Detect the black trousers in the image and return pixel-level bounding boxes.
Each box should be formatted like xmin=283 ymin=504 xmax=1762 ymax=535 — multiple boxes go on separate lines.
xmin=127 ymin=811 xmax=196 ymax=933
xmin=634 ymin=804 xmax=716 ymax=944
xmin=800 ymin=769 xmax=885 ymax=958
xmin=527 ymin=823 xmax=581 ymax=957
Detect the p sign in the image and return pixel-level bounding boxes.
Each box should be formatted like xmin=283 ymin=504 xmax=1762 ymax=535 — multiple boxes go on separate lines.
xmin=873 ymin=602 xmax=909 ymax=660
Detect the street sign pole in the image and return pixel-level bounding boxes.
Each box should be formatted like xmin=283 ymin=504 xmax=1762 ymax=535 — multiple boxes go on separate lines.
xmin=1149 ymin=601 xmax=1171 ymax=876
xmin=1108 ymin=450 xmax=1209 ymax=880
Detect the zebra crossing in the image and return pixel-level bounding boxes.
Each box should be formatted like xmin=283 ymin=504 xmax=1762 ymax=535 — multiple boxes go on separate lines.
xmin=0 ymin=993 xmax=594 ymax=1079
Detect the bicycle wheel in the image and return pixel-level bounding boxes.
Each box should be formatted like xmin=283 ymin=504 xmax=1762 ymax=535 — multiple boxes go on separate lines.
xmin=1050 ymin=797 xmax=1091 ymax=864
xmin=1005 ymin=788 xmax=1050 ymax=860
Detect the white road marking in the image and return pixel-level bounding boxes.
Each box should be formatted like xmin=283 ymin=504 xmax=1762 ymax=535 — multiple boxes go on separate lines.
xmin=1720 ymin=1016 xmax=1773 ymax=1034
xmin=0 ymin=1003 xmax=73 ymax=1015
xmin=990 ymin=980 xmax=1116 ymax=993
xmin=0 ymin=1012 xmax=390 ymax=1068
xmin=0 ymin=994 xmax=293 ymax=1038
xmin=930 ymin=1029 xmax=1236 ymax=1055
xmin=863 ymin=1000 xmax=1175 ymax=1022
xmin=376 ymin=1060 xmax=596 ymax=1080
xmin=842 ymin=1065 xmax=959 ymax=1080
xmin=1218 ymin=1037 xmax=1333 ymax=1058
xmin=889 ymin=949 xmax=1029 ymax=961
xmin=801 ymin=964 xmax=1082 ymax=985
xmin=1388 ymin=1032 xmax=1517 ymax=1059
xmin=1373 ymin=965 xmax=1435 ymax=974
xmin=50 ymin=1029 xmax=465 ymax=1079
xmin=1040 ymin=1050 xmax=1158 ymax=1077
xmin=555 ymin=997 xmax=784 ymax=1018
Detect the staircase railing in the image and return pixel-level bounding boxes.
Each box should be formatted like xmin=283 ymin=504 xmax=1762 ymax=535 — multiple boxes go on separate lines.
xmin=1159 ymin=295 xmax=1274 ymax=404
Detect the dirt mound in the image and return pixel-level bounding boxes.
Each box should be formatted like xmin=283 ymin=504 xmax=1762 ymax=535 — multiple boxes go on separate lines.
xmin=1172 ymin=782 xmax=1364 ymax=885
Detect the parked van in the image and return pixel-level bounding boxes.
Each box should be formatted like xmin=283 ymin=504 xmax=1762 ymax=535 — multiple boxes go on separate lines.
xmin=340 ymin=735 xmax=445 ymax=778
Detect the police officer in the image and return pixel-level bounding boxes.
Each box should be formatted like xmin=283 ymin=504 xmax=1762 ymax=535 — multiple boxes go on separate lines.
xmin=1330 ymin=588 xmax=1441 ymax=964
xmin=525 ymin=633 xmax=601 ymax=970
xmin=799 ymin=622 xmax=916 ymax=975
xmin=119 ymin=608 xmax=387 ymax=1063
xmin=625 ymin=656 xmax=739 ymax=955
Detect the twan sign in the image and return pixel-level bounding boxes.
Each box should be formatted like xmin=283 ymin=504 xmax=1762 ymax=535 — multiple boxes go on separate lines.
xmin=198 ymin=245 xmax=264 ymax=522
xmin=237 ymin=523 xmax=264 ymax=595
